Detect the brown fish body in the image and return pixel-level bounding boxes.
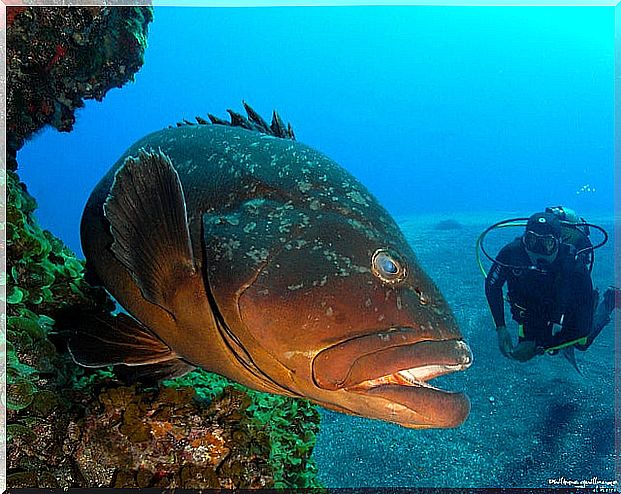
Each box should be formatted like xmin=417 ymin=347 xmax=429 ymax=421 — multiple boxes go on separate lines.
xmin=75 ymin=110 xmax=472 ymax=428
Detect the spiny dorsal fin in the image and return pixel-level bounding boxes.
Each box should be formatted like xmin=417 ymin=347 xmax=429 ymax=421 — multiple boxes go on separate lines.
xmin=242 ymin=100 xmax=270 ymax=133
xmin=207 ymin=113 xmax=229 ymax=126
xmin=227 ymin=109 xmax=253 ymax=130
xmin=173 ymin=102 xmax=295 ymax=140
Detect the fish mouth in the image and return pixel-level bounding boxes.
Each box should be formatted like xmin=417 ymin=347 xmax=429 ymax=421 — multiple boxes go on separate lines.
xmin=312 ymin=328 xmax=472 ymax=428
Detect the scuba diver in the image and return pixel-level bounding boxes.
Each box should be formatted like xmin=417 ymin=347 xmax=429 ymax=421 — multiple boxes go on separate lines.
xmin=480 ymin=208 xmax=618 ymax=363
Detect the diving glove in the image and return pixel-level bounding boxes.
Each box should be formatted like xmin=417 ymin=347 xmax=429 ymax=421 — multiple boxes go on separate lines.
xmin=496 ymin=325 xmax=514 ymax=357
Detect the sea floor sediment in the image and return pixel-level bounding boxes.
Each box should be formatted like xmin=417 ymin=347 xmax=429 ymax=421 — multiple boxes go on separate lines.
xmin=313 ymin=213 xmax=617 ymax=488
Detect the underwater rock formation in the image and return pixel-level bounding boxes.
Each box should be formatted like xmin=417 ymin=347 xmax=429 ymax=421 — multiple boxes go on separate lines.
xmin=70 ymin=386 xmax=273 ymax=488
xmin=6 ymin=6 xmax=153 ymax=170
xmin=5 ymin=6 xmax=322 ymax=489
xmin=434 ymin=219 xmax=464 ymax=231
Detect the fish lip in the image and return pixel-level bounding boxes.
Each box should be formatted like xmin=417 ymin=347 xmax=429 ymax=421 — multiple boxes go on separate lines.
xmin=311 ymin=329 xmax=472 ymax=428
xmin=351 ymin=384 xmax=471 ymax=429
xmin=312 ymin=328 xmax=472 ymax=391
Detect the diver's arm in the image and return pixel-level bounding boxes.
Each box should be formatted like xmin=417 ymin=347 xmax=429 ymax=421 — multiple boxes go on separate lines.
xmin=485 ymin=261 xmax=507 ymax=328
xmin=485 ymin=248 xmax=515 ymax=358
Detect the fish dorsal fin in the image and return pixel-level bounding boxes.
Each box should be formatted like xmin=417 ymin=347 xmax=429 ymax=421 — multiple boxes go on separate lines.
xmin=104 ymin=148 xmax=198 ymax=316
xmin=171 ymin=101 xmax=296 ymax=140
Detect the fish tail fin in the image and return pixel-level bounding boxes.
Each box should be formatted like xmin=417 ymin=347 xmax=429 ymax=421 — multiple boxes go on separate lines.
xmin=65 ymin=309 xmax=194 ymax=381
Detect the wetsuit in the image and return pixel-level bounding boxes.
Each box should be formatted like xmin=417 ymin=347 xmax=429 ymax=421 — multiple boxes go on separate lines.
xmin=485 ymin=238 xmax=594 ymax=350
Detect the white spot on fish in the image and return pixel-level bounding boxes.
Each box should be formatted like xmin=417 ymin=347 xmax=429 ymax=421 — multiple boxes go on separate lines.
xmin=326 ymin=307 xmax=334 ymax=317
xmin=243 ymin=222 xmax=257 ymax=233
xmin=298 ymin=181 xmax=312 ymax=193
xmin=347 ymin=190 xmax=368 ymax=206
xmin=288 ymin=283 xmax=304 ymax=291
xmin=283 ymin=350 xmax=315 ymax=359
xmin=220 ymin=239 xmax=241 ymax=260
xmin=312 ymin=275 xmax=328 ymax=287
xmin=246 ymin=248 xmax=269 ymax=264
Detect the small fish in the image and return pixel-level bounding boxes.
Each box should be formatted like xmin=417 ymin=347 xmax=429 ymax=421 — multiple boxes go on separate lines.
xmin=70 ymin=104 xmax=472 ymax=429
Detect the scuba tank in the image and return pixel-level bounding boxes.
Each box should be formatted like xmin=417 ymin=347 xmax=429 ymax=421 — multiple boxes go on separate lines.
xmin=545 ymin=206 xmax=593 ymax=270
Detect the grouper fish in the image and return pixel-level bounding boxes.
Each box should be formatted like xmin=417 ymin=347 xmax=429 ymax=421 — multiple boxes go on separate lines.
xmin=70 ymin=103 xmax=473 ymax=429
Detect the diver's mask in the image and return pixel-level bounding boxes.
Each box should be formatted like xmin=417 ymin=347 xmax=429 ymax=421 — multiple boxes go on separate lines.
xmin=522 ymin=212 xmax=562 ymax=266
xmin=522 ymin=231 xmax=559 ymax=267
xmin=523 ymin=230 xmax=559 ymax=256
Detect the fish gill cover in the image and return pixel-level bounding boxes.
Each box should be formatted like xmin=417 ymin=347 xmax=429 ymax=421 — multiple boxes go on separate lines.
xmin=5 ymin=6 xmax=321 ymax=489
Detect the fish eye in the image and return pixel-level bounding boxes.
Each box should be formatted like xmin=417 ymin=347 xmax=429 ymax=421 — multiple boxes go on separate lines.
xmin=371 ymin=249 xmax=407 ymax=284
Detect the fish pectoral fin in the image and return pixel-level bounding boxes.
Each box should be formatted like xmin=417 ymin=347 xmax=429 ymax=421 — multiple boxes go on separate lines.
xmin=104 ymin=148 xmax=198 ymax=315
xmin=115 ymin=359 xmax=196 ymax=384
xmin=67 ymin=310 xmax=177 ymax=367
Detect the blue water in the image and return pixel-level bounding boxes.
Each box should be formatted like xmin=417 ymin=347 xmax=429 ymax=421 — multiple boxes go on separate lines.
xmin=19 ymin=6 xmax=615 ymax=256
xmin=16 ymin=6 xmax=618 ymax=489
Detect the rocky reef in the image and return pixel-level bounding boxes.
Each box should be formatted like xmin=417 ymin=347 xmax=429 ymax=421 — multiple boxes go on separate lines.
xmin=5 ymin=6 xmax=322 ymax=489
xmin=6 ymin=6 xmax=152 ymax=169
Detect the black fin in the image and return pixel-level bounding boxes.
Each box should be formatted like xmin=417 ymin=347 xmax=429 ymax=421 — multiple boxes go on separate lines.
xmin=104 ymin=149 xmax=197 ymax=314
xmin=190 ymin=103 xmax=295 ymax=140
xmin=208 ymin=113 xmax=230 ymax=126
xmin=227 ymin=109 xmax=253 ymax=130
xmin=242 ymin=100 xmax=270 ymax=133
xmin=115 ymin=359 xmax=196 ymax=384
xmin=271 ymin=110 xmax=286 ymax=137
xmin=67 ymin=311 xmax=175 ymax=367
xmin=561 ymin=347 xmax=582 ymax=375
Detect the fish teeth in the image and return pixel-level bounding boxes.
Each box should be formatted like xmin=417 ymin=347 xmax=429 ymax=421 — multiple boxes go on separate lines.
xmin=358 ymin=363 xmax=466 ymax=391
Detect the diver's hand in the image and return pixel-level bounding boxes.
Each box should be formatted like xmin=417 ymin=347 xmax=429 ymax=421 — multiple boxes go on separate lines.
xmin=510 ymin=341 xmax=541 ymax=362
xmin=496 ymin=325 xmax=513 ymax=357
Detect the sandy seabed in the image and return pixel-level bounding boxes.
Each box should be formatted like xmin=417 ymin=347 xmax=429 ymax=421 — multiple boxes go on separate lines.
xmin=312 ymin=212 xmax=617 ymax=488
